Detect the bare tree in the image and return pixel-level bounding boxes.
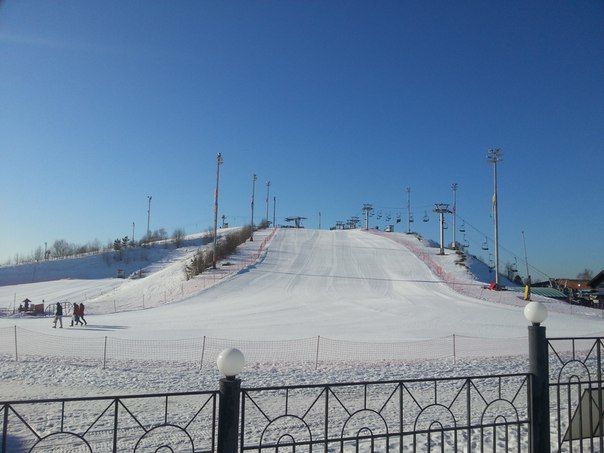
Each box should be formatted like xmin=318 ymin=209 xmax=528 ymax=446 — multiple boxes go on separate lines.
xmin=172 ymin=228 xmax=186 ymax=248
xmin=577 ymin=269 xmax=594 ymax=280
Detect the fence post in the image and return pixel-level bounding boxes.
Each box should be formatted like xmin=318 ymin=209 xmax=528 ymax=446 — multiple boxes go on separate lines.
xmin=14 ymin=325 xmax=18 ymax=361
xmin=112 ymin=398 xmax=119 ymax=453
xmin=217 ymin=349 xmax=244 ymax=453
xmin=452 ymin=334 xmax=456 ymax=363
xmin=200 ymin=335 xmax=206 ymax=370
xmin=2 ymin=402 xmax=8 ymax=453
xmin=528 ymin=320 xmax=550 ymax=452
xmin=315 ymin=336 xmax=320 ymax=370
xmin=103 ymin=336 xmax=108 ymax=370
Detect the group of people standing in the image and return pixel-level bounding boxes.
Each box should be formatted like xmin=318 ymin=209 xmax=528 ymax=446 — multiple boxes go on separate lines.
xmin=52 ymin=302 xmax=87 ymax=328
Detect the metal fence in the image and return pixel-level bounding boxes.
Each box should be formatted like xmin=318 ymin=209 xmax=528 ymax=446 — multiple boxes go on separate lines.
xmin=548 ymin=336 xmax=604 ymax=452
xmin=240 ymin=374 xmax=531 ymax=452
xmin=1 ymin=390 xmax=218 ymax=452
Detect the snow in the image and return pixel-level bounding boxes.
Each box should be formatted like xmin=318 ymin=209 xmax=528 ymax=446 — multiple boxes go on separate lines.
xmin=0 ymin=227 xmax=602 ymax=403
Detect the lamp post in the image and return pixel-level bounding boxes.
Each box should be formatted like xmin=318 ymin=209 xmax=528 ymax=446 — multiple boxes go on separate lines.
xmin=212 ymin=153 xmax=223 ymax=269
xmin=524 ymin=301 xmax=550 ymax=453
xmin=216 ymin=348 xmax=245 ymax=453
xmin=451 ymin=183 xmax=458 ymax=249
xmin=487 ymin=149 xmax=502 ymax=287
xmin=250 ymin=174 xmax=257 ymax=241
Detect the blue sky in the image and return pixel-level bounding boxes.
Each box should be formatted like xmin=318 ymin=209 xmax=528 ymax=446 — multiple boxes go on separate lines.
xmin=0 ymin=1 xmax=602 ymax=279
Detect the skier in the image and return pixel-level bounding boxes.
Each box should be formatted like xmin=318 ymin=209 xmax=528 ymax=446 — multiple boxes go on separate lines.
xmin=52 ymin=302 xmax=63 ymax=328
xmin=79 ymin=303 xmax=87 ymax=326
xmin=70 ymin=303 xmax=80 ymax=327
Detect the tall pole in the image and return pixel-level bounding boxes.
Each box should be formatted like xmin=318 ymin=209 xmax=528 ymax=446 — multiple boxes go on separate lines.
xmin=250 ymin=174 xmax=257 ymax=241
xmin=146 ymin=195 xmax=152 ymax=239
xmin=318 ymin=212 xmax=321 ymax=229
xmin=132 ymin=222 xmax=135 ymax=244
xmin=362 ymin=204 xmax=373 ymax=230
xmin=406 ymin=187 xmax=411 ymax=233
xmin=265 ymin=181 xmax=271 ymax=224
xmin=273 ymin=196 xmax=276 ymax=228
xmin=451 ymin=183 xmax=458 ymax=248
xmin=522 ymin=230 xmax=530 ymax=280
xmin=487 ymin=149 xmax=503 ymax=287
xmin=212 ymin=153 xmax=223 ymax=269
xmin=433 ymin=203 xmax=452 ymax=255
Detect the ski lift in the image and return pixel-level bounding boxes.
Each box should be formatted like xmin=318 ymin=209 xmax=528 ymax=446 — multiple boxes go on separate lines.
xmin=377 ymin=211 xmax=382 ymax=220
xmin=459 ymin=221 xmax=466 ymax=233
xmin=386 ymin=213 xmax=392 ymax=222
xmin=511 ymin=258 xmax=518 ymax=273
xmin=443 ymin=221 xmax=448 ymax=230
xmin=409 ymin=214 xmax=414 ymax=223
xmin=463 ymin=237 xmax=470 ymax=248
xmin=396 ymin=213 xmax=401 ymax=222
xmin=422 ymin=211 xmax=429 ymax=223
xmin=488 ymin=253 xmax=495 ymax=270
xmin=481 ymin=238 xmax=489 ymax=251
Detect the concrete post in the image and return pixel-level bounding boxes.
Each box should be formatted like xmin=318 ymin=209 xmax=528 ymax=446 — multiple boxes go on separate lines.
xmin=217 ymin=377 xmax=241 ymax=453
xmin=528 ymin=324 xmax=550 ymax=453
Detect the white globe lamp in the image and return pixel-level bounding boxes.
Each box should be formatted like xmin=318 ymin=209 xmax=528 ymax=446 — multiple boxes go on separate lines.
xmin=217 ymin=348 xmax=245 ymax=378
xmin=524 ymin=301 xmax=548 ymax=325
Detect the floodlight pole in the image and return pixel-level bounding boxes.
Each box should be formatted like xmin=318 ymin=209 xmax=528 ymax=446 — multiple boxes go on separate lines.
xmin=146 ymin=195 xmax=152 ymax=239
xmin=451 ymin=183 xmax=458 ymax=249
xmin=250 ymin=174 xmax=257 ymax=241
xmin=265 ymin=181 xmax=271 ymax=225
xmin=487 ymin=149 xmax=503 ymax=287
xmin=132 ymin=222 xmax=135 ymax=244
xmin=212 ymin=153 xmax=223 ymax=269
xmin=273 ymin=196 xmax=276 ymax=228
xmin=318 ymin=211 xmax=321 ymax=229
xmin=406 ymin=187 xmax=411 ymax=233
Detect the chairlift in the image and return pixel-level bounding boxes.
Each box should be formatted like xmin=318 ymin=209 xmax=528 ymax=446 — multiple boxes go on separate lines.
xmin=422 ymin=211 xmax=429 ymax=223
xmin=481 ymin=238 xmax=489 ymax=251
xmin=463 ymin=237 xmax=470 ymax=248
xmin=488 ymin=253 xmax=495 ymax=270
xmin=396 ymin=213 xmax=401 ymax=222
xmin=443 ymin=221 xmax=448 ymax=230
xmin=385 ymin=213 xmax=392 ymax=222
xmin=511 ymin=258 xmax=518 ymax=273
xmin=377 ymin=211 xmax=382 ymax=220
xmin=409 ymin=214 xmax=414 ymax=223
xmin=459 ymin=221 xmax=466 ymax=233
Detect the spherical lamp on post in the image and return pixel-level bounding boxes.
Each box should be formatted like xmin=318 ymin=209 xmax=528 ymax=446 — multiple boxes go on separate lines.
xmin=216 ymin=348 xmax=245 ymax=452
xmin=525 ymin=301 xmax=550 ymax=452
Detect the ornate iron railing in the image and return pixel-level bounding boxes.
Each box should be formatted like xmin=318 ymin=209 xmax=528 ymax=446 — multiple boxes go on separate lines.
xmin=240 ymin=373 xmax=531 ymax=452
xmin=549 ymin=337 xmax=604 ymax=453
xmin=1 ymin=390 xmax=218 ymax=452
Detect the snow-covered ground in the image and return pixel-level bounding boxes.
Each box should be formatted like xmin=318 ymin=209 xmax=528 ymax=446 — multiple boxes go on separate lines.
xmin=0 ymin=227 xmax=601 ymax=402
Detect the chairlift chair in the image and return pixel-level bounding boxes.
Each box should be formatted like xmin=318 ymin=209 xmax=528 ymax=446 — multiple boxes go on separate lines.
xmin=422 ymin=211 xmax=429 ymax=223
xmin=463 ymin=238 xmax=470 ymax=248
xmin=511 ymin=258 xmax=518 ymax=273
xmin=443 ymin=221 xmax=448 ymax=230
xmin=481 ymin=238 xmax=489 ymax=251
xmin=409 ymin=214 xmax=414 ymax=223
xmin=459 ymin=221 xmax=466 ymax=233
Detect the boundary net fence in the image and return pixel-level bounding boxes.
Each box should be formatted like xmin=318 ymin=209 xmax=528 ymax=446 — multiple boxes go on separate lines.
xmin=2 ymin=326 xmax=595 ymax=371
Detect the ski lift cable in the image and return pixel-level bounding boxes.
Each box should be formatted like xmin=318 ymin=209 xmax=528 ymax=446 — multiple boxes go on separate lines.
xmin=455 ymin=213 xmax=554 ymax=280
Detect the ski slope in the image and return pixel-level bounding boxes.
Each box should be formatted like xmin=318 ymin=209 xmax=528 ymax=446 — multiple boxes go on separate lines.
xmin=1 ymin=228 xmax=601 ymax=341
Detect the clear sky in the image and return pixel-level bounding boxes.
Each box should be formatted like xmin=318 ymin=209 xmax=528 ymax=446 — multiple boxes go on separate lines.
xmin=1 ymin=1 xmax=602 ymax=279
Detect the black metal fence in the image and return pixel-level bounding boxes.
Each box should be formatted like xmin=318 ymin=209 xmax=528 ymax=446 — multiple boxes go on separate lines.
xmin=1 ymin=391 xmax=218 ymax=452
xmin=548 ymin=336 xmax=604 ymax=453
xmin=240 ymin=374 xmax=531 ymax=452
xmin=4 ymin=329 xmax=603 ymax=452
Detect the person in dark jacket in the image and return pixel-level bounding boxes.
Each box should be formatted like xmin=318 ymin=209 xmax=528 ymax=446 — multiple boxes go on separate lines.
xmin=52 ymin=302 xmax=63 ymax=328
xmin=71 ymin=303 xmax=80 ymax=327
xmin=79 ymin=303 xmax=87 ymax=326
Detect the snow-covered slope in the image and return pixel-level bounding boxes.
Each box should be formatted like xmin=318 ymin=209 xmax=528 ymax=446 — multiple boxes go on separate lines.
xmin=1 ymin=228 xmax=601 ymax=341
